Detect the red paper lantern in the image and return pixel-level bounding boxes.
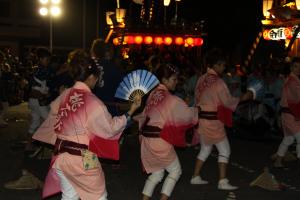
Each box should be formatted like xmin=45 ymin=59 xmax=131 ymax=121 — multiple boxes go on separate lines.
xmin=185 ymin=37 xmax=194 ymax=46
xmin=164 ymin=36 xmax=173 ymax=45
xmin=144 ymin=36 xmax=153 ymax=44
xmin=175 ymin=37 xmax=184 ymax=45
xmin=194 ymin=38 xmax=203 ymax=46
xmin=134 ymin=35 xmax=143 ymax=44
xmin=125 ymin=35 xmax=135 ymax=44
xmin=154 ymin=37 xmax=163 ymax=45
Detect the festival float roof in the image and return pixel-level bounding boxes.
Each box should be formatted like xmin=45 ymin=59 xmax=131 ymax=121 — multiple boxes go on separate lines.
xmin=105 ymin=0 xmax=206 ymax=47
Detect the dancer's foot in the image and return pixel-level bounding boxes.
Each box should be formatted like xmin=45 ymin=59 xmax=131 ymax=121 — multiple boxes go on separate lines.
xmin=218 ymin=178 xmax=238 ymax=190
xmin=190 ymin=176 xmax=209 ymax=185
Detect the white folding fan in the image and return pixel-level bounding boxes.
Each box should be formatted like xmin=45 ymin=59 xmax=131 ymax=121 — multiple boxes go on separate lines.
xmin=115 ymin=69 xmax=160 ymax=101
xmin=247 ymin=79 xmax=264 ymax=100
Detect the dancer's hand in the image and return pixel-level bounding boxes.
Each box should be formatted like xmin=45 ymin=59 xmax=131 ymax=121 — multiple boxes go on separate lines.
xmin=128 ymin=94 xmax=142 ymax=116
xmin=240 ymin=90 xmax=253 ymax=102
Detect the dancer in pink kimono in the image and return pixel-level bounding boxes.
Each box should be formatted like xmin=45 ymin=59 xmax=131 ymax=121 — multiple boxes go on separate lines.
xmin=134 ymin=63 xmax=198 ymax=200
xmin=190 ymin=48 xmax=253 ymax=190
xmin=273 ymin=57 xmax=300 ymax=167
xmin=32 ymin=50 xmax=141 ymax=200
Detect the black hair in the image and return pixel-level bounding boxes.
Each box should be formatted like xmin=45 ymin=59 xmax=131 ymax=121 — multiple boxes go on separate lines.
xmin=90 ymin=38 xmax=113 ymax=59
xmin=204 ymin=48 xmax=226 ymax=68
xmin=154 ymin=63 xmax=179 ymax=82
xmin=68 ymin=49 xmax=101 ymax=82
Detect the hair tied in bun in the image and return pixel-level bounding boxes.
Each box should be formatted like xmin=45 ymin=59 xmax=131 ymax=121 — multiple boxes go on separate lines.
xmin=167 ymin=64 xmax=178 ymax=74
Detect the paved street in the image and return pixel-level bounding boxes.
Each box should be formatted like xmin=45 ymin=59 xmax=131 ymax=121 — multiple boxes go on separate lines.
xmin=0 ymin=103 xmax=299 ymax=200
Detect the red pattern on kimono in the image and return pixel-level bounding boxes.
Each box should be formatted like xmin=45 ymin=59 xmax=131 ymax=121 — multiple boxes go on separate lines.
xmin=144 ymin=85 xmax=198 ymax=146
xmin=195 ymin=69 xmax=234 ymax=127
xmin=195 ymin=72 xmax=219 ymax=104
xmin=32 ymin=81 xmax=127 ymax=200
xmin=135 ymin=84 xmax=198 ymax=173
xmin=194 ymin=68 xmax=239 ymax=145
xmin=280 ymin=73 xmax=300 ymax=136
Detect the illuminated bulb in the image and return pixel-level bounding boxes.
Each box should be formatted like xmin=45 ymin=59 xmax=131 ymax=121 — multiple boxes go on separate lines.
xmin=51 ymin=0 xmax=61 ymax=4
xmin=39 ymin=7 xmax=48 ymax=16
xmin=39 ymin=0 xmax=49 ymax=4
xmin=50 ymin=6 xmax=61 ymax=16
xmin=164 ymin=0 xmax=171 ymax=6
xmin=134 ymin=36 xmax=143 ymax=44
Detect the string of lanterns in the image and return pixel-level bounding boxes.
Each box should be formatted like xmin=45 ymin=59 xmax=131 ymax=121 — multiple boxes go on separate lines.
xmin=112 ymin=34 xmax=203 ymax=46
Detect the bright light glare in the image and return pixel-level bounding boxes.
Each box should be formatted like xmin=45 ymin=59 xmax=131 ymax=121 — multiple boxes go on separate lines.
xmin=39 ymin=7 xmax=48 ymax=16
xmin=51 ymin=0 xmax=61 ymax=4
xmin=164 ymin=0 xmax=171 ymax=6
xmin=50 ymin=6 xmax=61 ymax=16
xmin=39 ymin=0 xmax=49 ymax=4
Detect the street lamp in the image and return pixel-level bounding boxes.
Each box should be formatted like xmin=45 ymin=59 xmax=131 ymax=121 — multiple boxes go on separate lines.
xmin=38 ymin=0 xmax=62 ymax=52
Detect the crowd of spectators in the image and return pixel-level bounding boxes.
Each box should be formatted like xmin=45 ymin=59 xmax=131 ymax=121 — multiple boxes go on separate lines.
xmin=0 ymin=44 xmax=293 ymax=137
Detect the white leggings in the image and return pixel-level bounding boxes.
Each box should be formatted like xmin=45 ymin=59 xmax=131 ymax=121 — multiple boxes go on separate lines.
xmin=142 ymin=157 xmax=182 ymax=197
xmin=28 ymin=98 xmax=49 ymax=134
xmin=56 ymin=169 xmax=108 ymax=200
xmin=197 ymin=137 xmax=231 ymax=163
xmin=276 ymin=132 xmax=300 ymax=158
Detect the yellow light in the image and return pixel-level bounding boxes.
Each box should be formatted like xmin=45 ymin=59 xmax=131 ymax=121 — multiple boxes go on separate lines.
xmin=261 ymin=19 xmax=273 ymax=25
xmin=106 ymin=11 xmax=114 ymax=25
xmin=185 ymin=37 xmax=194 ymax=46
xmin=144 ymin=36 xmax=153 ymax=44
xmin=285 ymin=39 xmax=290 ymax=48
xmin=113 ymin=38 xmax=120 ymax=45
xmin=154 ymin=37 xmax=163 ymax=45
xmin=51 ymin=0 xmax=61 ymax=4
xmin=134 ymin=36 xmax=143 ymax=44
xmin=296 ymin=0 xmax=300 ymax=10
xmin=39 ymin=7 xmax=48 ymax=16
xmin=39 ymin=0 xmax=49 ymax=4
xmin=164 ymin=37 xmax=172 ymax=45
xmin=164 ymin=0 xmax=171 ymax=6
xmin=175 ymin=37 xmax=184 ymax=45
xmin=262 ymin=0 xmax=273 ymax=19
xmin=116 ymin=8 xmax=126 ymax=23
xmin=50 ymin=6 xmax=61 ymax=16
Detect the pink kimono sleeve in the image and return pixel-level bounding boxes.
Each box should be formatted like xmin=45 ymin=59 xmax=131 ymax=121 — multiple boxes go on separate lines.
xmin=215 ymin=80 xmax=239 ymax=127
xmin=86 ymin=95 xmax=127 ymax=160
xmin=217 ymin=80 xmax=239 ymax=111
xmin=86 ymin=95 xmax=127 ymax=139
xmin=160 ymin=95 xmax=198 ymax=147
xmin=32 ymin=93 xmax=62 ymax=145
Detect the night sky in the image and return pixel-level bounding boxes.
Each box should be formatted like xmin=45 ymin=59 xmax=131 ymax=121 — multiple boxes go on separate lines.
xmin=121 ymin=0 xmax=263 ymax=58
xmin=43 ymin=0 xmax=263 ymax=60
xmin=174 ymin=0 xmax=263 ymax=52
